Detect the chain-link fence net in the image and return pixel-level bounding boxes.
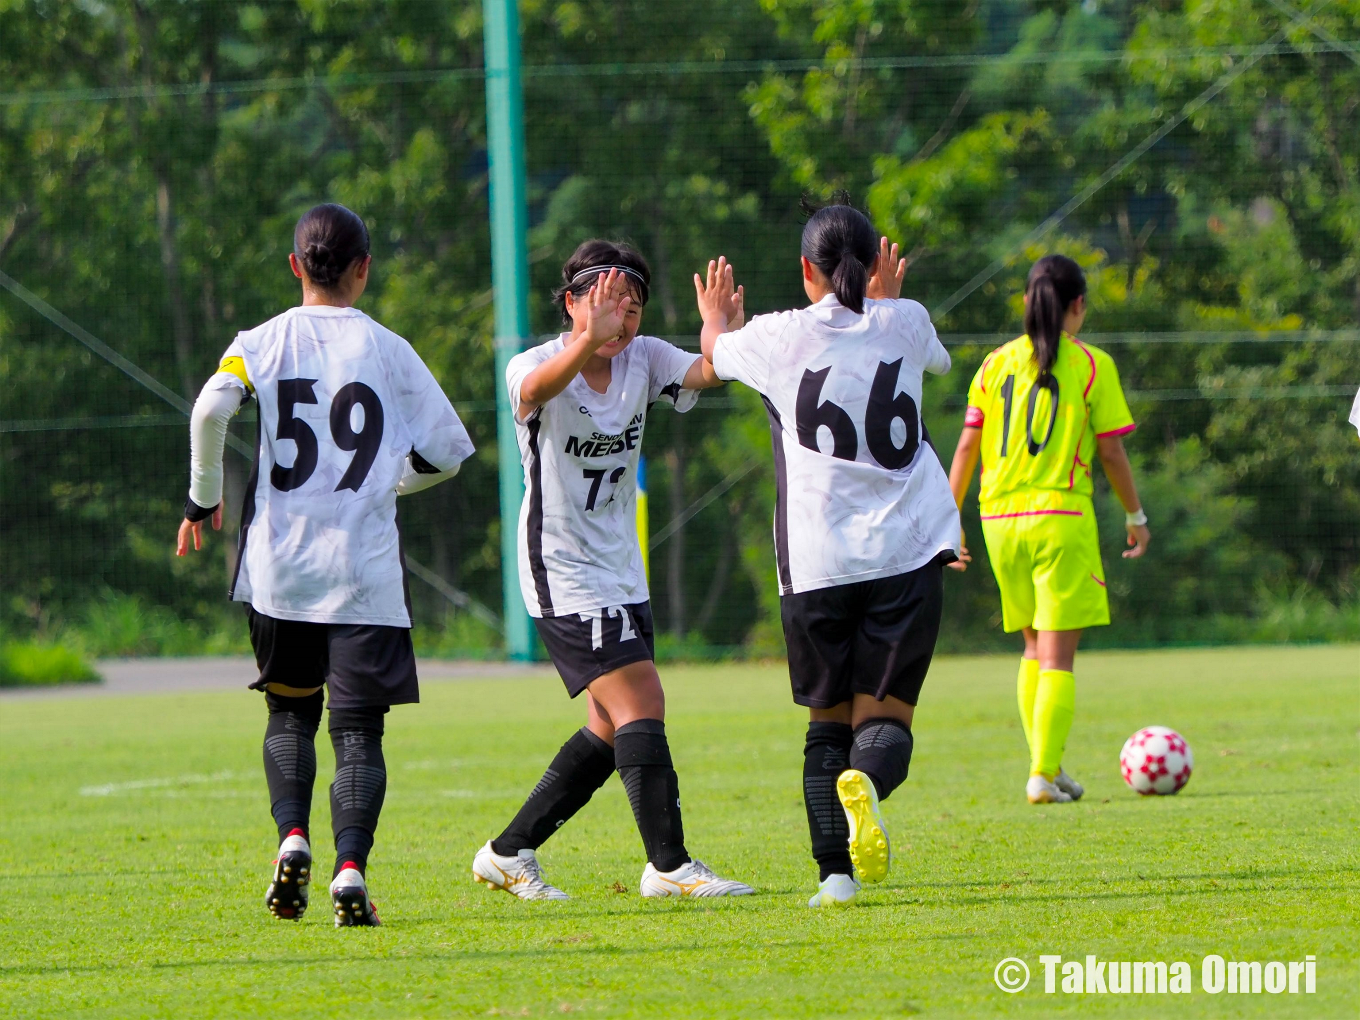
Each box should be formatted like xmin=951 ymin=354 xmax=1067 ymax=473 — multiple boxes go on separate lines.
xmin=2 ymin=1 xmax=1357 ymax=661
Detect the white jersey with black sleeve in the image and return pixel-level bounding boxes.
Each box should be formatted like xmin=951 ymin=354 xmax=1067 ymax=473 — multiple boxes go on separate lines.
xmin=711 ymin=294 xmax=959 ymax=595
xmin=507 ymin=333 xmax=701 ymax=618
xmin=192 ymin=305 xmax=474 ymax=627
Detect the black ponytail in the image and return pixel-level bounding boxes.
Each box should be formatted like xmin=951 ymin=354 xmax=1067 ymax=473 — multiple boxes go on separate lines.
xmin=800 ymin=192 xmax=876 ymax=314
xmin=293 ymin=203 xmax=370 ymax=290
xmin=1023 ymin=254 xmax=1086 ymax=381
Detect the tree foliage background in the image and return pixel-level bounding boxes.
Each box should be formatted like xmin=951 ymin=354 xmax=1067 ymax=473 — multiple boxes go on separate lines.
xmin=1 ymin=0 xmax=1357 ymax=657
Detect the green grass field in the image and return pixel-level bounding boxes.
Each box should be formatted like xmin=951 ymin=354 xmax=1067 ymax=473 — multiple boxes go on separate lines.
xmin=1 ymin=646 xmax=1357 ymax=1019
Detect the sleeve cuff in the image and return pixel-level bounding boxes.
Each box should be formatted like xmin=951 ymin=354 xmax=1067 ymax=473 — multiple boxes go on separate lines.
xmin=1096 ymin=423 xmax=1137 ymax=439
xmin=963 ymin=406 xmax=985 ymax=428
xmin=184 ymin=498 xmax=219 ymax=523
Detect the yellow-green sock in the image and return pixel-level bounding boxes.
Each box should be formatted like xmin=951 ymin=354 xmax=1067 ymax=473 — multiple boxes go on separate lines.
xmin=1017 ymin=658 xmax=1039 ymax=756
xmin=1030 ymin=669 xmax=1075 ymax=779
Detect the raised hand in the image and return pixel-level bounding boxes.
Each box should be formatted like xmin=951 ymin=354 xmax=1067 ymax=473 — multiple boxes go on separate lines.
xmin=583 ymin=268 xmax=632 ymax=347
xmin=866 ymin=236 xmax=907 ymax=300
xmin=694 ymin=257 xmax=744 ymax=330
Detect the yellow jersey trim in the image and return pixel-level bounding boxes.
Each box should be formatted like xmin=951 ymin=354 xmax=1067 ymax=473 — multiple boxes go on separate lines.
xmin=217 ymin=355 xmax=253 ymax=393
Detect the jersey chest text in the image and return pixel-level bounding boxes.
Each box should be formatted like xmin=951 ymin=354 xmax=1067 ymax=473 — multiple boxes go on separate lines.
xmin=561 ymin=410 xmax=644 ymax=459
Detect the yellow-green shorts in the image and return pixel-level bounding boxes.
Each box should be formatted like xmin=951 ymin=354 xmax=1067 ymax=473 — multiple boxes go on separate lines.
xmin=980 ymin=496 xmax=1109 ymax=633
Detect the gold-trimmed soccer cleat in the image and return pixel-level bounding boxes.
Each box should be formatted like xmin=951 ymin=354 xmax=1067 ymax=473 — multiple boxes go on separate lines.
xmin=638 ymin=859 xmax=754 ymax=898
xmin=837 ymin=769 xmax=890 ymax=884
xmin=471 ymin=840 xmax=569 ymax=901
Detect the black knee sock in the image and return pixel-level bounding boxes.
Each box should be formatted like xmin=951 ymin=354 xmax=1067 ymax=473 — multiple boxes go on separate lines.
xmin=262 ymin=690 xmax=323 ymax=842
xmin=614 ymin=719 xmax=689 ymax=873
xmin=804 ymin=722 xmax=853 ymax=881
xmin=492 ymin=727 xmax=616 ymax=856
xmin=328 ymin=706 xmax=388 ymax=877
xmin=850 ymin=717 xmax=914 ymax=801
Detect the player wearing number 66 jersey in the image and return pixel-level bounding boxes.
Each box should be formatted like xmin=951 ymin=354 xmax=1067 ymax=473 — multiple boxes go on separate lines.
xmin=471 ymin=240 xmax=752 ymax=902
xmin=177 ymin=204 xmax=473 ymax=926
xmin=947 ymin=254 xmax=1150 ymax=807
xmin=698 ymin=196 xmax=960 ymax=908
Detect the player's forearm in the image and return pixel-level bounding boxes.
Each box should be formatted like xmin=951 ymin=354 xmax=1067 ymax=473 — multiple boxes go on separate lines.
xmin=682 ymin=353 xmax=724 ymax=390
xmin=187 ymin=378 xmax=243 ymax=514
xmin=1096 ymin=435 xmax=1142 ymax=513
xmin=699 ymin=314 xmax=727 ymax=362
xmin=520 ymin=338 xmax=596 ymax=409
xmin=947 ymin=428 xmax=982 ymax=509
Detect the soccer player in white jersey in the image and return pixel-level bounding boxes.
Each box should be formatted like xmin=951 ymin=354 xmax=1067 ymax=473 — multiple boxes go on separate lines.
xmin=470 ymin=240 xmax=753 ymax=900
xmin=176 ymin=204 xmax=473 ymax=926
xmin=696 ymin=197 xmax=960 ymax=907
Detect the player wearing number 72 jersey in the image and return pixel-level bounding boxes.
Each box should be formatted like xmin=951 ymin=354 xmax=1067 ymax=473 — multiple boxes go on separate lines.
xmin=178 ymin=204 xmax=473 ymax=926
xmin=470 ymin=240 xmax=752 ymax=901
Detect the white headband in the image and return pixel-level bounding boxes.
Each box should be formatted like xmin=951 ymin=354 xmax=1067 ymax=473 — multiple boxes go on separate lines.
xmin=570 ymin=264 xmax=646 ymax=285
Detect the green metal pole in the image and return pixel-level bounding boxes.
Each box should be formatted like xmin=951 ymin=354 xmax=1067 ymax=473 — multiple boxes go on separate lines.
xmin=484 ymin=0 xmax=534 ymax=660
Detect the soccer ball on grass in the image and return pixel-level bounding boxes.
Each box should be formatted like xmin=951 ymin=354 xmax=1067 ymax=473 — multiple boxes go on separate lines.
xmin=1119 ymin=726 xmax=1193 ymax=795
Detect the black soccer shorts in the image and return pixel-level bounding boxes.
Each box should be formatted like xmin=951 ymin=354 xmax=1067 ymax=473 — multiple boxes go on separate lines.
xmin=245 ymin=606 xmax=419 ymax=709
xmin=780 ymin=554 xmax=949 ymax=709
xmin=534 ymin=601 xmax=656 ymax=697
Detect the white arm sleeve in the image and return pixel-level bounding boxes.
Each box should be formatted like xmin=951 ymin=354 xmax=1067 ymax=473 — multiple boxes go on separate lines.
xmin=187 ymin=374 xmax=246 ymax=511
xmin=1350 ymin=385 xmax=1360 ymax=437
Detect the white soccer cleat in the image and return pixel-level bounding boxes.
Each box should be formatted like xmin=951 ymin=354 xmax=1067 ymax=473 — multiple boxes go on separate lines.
xmin=837 ymin=769 xmax=891 ymax=884
xmin=471 ymin=840 xmax=569 ymax=901
xmin=807 ymin=873 xmax=859 ymax=908
xmin=329 ymin=865 xmax=381 ymax=927
xmin=1054 ymin=768 xmax=1085 ymax=801
xmin=264 ymin=831 xmax=312 ymax=920
xmin=639 ymin=859 xmax=754 ymax=898
xmin=1026 ymin=773 xmax=1074 ymax=804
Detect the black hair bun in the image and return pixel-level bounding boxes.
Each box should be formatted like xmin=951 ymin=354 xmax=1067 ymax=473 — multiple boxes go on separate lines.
xmin=293 ymin=204 xmax=370 ymax=291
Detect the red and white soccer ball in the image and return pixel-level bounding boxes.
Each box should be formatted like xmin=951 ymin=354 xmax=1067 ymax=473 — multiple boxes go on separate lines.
xmin=1120 ymin=726 xmax=1193 ymax=795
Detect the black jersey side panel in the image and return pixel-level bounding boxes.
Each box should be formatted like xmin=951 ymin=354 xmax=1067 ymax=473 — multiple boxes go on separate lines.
xmin=525 ymin=412 xmax=555 ymax=616
xmin=762 ymin=396 xmax=793 ymax=596
xmin=229 ymin=419 xmax=261 ymax=600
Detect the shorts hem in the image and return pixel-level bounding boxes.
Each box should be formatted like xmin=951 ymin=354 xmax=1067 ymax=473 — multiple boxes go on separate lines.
xmin=326 ymin=692 xmax=420 ymax=710
xmin=1002 ymin=616 xmax=1111 ymax=633
xmin=561 ymin=647 xmax=655 ymax=698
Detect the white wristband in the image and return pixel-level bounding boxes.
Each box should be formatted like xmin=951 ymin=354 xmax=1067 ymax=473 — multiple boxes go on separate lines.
xmin=1125 ymin=508 xmax=1147 ymax=527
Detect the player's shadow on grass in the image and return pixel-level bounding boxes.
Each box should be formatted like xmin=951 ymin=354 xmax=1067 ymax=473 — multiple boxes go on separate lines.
xmin=0 ymin=939 xmax=827 ymax=978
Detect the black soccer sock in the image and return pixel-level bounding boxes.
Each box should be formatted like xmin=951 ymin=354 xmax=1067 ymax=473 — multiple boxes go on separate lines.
xmin=492 ymin=727 xmax=616 ymax=856
xmin=804 ymin=721 xmax=854 ymax=881
xmin=262 ymin=690 xmax=323 ymax=842
xmin=614 ymin=719 xmax=689 ymax=873
xmin=849 ymin=717 xmax=914 ymax=801
xmin=328 ymin=706 xmax=388 ymax=878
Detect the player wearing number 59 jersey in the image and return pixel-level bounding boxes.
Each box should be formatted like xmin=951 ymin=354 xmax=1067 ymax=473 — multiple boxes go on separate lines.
xmin=948 ymin=254 xmax=1150 ymax=807
xmin=472 ymin=240 xmax=752 ymax=903
xmin=700 ymin=198 xmax=960 ymax=909
xmin=178 ymin=204 xmax=473 ymax=927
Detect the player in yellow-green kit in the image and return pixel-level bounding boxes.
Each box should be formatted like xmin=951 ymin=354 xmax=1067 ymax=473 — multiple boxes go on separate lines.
xmin=947 ymin=255 xmax=1150 ymax=804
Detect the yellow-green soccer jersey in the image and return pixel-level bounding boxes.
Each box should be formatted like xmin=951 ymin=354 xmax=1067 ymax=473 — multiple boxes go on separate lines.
xmin=965 ymin=334 xmax=1134 ymax=508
